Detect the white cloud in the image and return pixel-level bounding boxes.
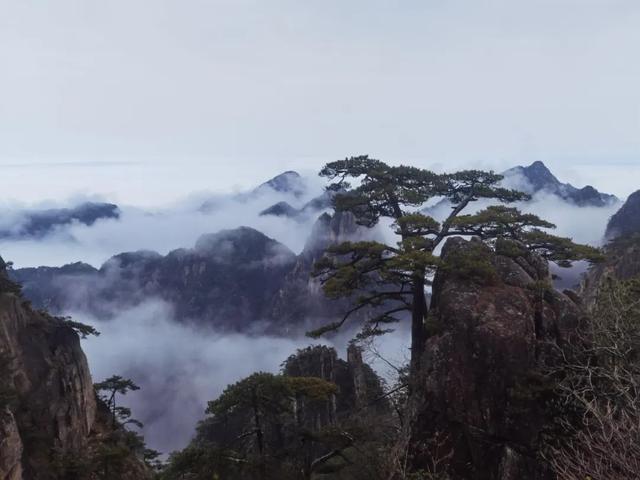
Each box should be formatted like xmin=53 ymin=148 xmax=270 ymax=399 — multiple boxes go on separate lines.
xmin=79 ymin=299 xmax=331 ymax=453
xmin=0 ymin=0 xmax=638 ymax=199
xmin=78 ymin=298 xmax=409 ymax=454
xmin=0 ymin=177 xmax=326 ymax=267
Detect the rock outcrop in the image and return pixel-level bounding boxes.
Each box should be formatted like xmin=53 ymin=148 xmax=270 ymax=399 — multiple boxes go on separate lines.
xmin=0 ymin=256 xmax=96 ymax=479
xmin=579 ymin=192 xmax=640 ymax=303
xmin=412 ymin=238 xmax=584 ymax=480
xmin=605 ymin=189 xmax=640 ymax=239
xmin=583 ymin=234 xmax=640 ymax=301
xmin=267 ymin=211 xmax=366 ymax=334
xmin=282 ymin=344 xmax=387 ymax=420
xmin=171 ymin=344 xmax=391 ymax=479
xmin=0 ymin=256 xmax=151 ymax=480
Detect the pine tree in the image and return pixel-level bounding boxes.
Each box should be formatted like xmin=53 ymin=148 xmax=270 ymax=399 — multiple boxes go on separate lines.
xmin=313 ymin=156 xmax=602 ymax=377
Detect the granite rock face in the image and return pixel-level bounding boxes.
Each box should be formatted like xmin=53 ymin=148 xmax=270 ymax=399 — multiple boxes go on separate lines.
xmin=605 ymin=189 xmax=640 ymax=240
xmin=0 ymin=408 xmax=22 ymax=480
xmin=0 ymin=257 xmax=96 ymax=480
xmin=282 ymin=344 xmax=387 ymax=421
xmin=267 ymin=211 xmax=366 ymax=334
xmin=580 ymin=191 xmax=640 ymax=303
xmin=412 ymin=238 xmax=584 ymax=480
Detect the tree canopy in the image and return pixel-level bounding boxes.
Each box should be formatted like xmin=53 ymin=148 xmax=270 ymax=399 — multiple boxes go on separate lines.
xmin=313 ymin=155 xmax=602 ymax=374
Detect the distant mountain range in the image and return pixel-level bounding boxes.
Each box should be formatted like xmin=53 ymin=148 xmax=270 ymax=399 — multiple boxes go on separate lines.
xmin=1 ymin=162 xmax=616 ymax=244
xmin=0 ymin=202 xmax=120 ymax=240
xmin=11 ymin=212 xmax=365 ymax=335
xmin=200 ymin=170 xmax=308 ymax=212
xmin=4 ymin=162 xmax=623 ymax=335
xmin=257 ymin=161 xmax=619 ymax=223
xmin=12 ymin=227 xmax=295 ymax=329
xmin=502 ymin=160 xmax=617 ymax=207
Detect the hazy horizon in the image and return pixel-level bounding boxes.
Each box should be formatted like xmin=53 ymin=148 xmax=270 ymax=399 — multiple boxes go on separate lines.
xmin=0 ymin=158 xmax=638 ymax=207
xmin=2 ymin=0 xmax=639 ymax=205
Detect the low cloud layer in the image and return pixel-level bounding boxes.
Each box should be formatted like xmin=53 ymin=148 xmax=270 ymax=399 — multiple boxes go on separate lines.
xmin=0 ymin=167 xmax=625 ymax=455
xmin=79 ymin=300 xmax=332 ymax=453
xmin=78 ymin=298 xmax=410 ymax=454
xmin=0 ymin=177 xmax=326 ymax=268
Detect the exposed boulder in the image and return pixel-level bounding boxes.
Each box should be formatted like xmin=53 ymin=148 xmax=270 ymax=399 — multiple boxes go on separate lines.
xmin=411 ymin=238 xmax=584 ymax=480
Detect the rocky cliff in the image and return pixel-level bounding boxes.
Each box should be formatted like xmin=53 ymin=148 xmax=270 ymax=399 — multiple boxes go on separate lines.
xmin=0 ymin=255 xmax=97 ymax=480
xmin=412 ymin=237 xmax=584 ymax=480
xmin=605 ymin=189 xmax=640 ymax=239
xmin=166 ymin=344 xmax=392 ymax=479
xmin=282 ymin=344 xmax=387 ymax=420
xmin=0 ymin=256 xmax=151 ymax=480
xmin=580 ymin=192 xmax=640 ymax=302
xmin=267 ymin=211 xmax=364 ymax=334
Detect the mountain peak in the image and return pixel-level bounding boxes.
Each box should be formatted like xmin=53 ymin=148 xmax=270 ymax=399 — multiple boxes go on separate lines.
xmin=255 ymin=171 xmax=305 ymax=197
xmin=259 ymin=201 xmax=299 ymax=218
xmin=503 ymin=161 xmax=616 ymax=207
xmin=515 ymin=161 xmax=561 ymax=191
xmin=194 ymin=227 xmax=295 ymax=265
xmin=529 ymin=160 xmax=548 ymax=169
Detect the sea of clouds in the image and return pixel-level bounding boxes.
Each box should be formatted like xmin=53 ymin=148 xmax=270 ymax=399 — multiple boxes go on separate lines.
xmin=0 ymin=165 xmax=626 ymax=454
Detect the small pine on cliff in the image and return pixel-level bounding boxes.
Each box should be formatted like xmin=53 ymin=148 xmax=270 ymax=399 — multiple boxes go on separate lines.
xmin=0 ymin=255 xmax=151 ymax=480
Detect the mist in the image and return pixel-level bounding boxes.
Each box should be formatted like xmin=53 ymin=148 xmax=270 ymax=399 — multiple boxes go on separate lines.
xmin=0 ymin=167 xmax=624 ymax=455
xmin=78 ymin=299 xmax=328 ymax=453
xmin=77 ymin=298 xmax=410 ymax=454
xmin=0 ymin=174 xmax=326 ymax=268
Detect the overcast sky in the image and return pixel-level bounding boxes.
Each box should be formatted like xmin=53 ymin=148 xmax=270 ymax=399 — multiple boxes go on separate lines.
xmin=1 ymin=0 xmax=639 ymax=204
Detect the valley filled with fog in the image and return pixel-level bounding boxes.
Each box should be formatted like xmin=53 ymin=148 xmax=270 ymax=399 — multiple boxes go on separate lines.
xmin=0 ymin=160 xmax=626 ymax=454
